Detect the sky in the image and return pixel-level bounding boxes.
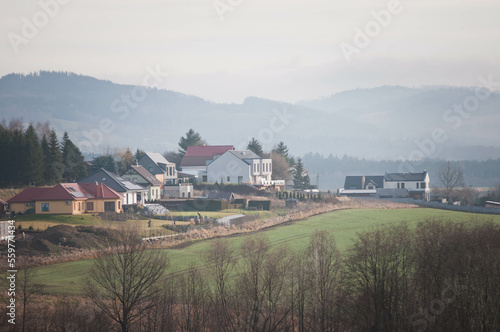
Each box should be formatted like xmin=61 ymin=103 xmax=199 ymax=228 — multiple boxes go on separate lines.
xmin=1 ymin=0 xmax=500 ymax=103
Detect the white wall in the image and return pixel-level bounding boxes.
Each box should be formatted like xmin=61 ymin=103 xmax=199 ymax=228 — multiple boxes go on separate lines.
xmin=207 ymin=153 xmax=251 ymax=184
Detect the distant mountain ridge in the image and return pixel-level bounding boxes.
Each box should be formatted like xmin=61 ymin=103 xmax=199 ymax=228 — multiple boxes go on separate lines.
xmin=1 ymin=71 xmax=500 ymax=164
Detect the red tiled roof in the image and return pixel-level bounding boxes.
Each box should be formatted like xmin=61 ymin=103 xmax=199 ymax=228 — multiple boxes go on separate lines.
xmin=8 ymin=183 xmax=123 ymax=203
xmin=181 ymin=145 xmax=234 ymax=167
xmin=8 ymin=187 xmax=55 ymax=203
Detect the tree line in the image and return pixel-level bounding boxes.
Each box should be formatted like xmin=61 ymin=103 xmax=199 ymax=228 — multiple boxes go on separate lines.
xmin=9 ymin=218 xmax=500 ymax=331
xmin=0 ymin=119 xmax=87 ymax=187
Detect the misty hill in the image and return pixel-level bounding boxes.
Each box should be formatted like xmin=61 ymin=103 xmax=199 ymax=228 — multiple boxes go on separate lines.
xmin=1 ymin=71 xmax=500 ymax=166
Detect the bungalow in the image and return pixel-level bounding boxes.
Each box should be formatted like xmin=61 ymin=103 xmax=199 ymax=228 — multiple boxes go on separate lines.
xmin=77 ymin=168 xmax=148 ymax=205
xmin=8 ymin=183 xmax=123 ymax=215
xmin=206 ymin=150 xmax=272 ymax=185
xmin=138 ymin=152 xmax=177 ymax=184
xmin=180 ymin=145 xmax=235 ymax=180
xmin=339 ymin=175 xmax=384 ymax=196
xmin=121 ymin=165 xmax=162 ymax=201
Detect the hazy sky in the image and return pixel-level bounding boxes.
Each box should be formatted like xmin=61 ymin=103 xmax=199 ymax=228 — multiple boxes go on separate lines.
xmin=2 ymin=0 xmax=500 ymax=103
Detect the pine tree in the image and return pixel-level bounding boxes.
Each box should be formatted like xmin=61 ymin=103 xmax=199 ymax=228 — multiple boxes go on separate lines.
xmin=0 ymin=125 xmax=13 ymax=186
xmin=91 ymin=155 xmax=117 ymax=174
xmin=272 ymin=141 xmax=289 ymax=158
xmin=247 ymin=138 xmax=264 ymax=157
xmin=134 ymin=148 xmax=146 ymax=164
xmin=46 ymin=130 xmax=63 ymax=184
xmin=293 ymin=157 xmax=311 ymax=190
xmin=61 ymin=131 xmax=87 ymax=181
xmin=41 ymin=135 xmax=50 ymax=185
xmin=24 ymin=124 xmax=44 ymax=186
xmin=178 ymin=129 xmax=203 ymax=157
xmin=11 ymin=129 xmax=26 ymax=185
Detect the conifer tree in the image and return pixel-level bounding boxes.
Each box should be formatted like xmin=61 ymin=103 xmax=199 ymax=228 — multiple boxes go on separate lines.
xmin=247 ymin=138 xmax=264 ymax=157
xmin=24 ymin=124 xmax=44 ymax=186
xmin=293 ymin=158 xmax=311 ymax=190
xmin=61 ymin=131 xmax=87 ymax=181
xmin=45 ymin=130 xmax=63 ymax=184
xmin=178 ymin=129 xmax=203 ymax=157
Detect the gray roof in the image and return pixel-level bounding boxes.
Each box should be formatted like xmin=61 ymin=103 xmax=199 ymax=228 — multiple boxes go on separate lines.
xmin=129 ymin=165 xmax=162 ymax=186
xmin=77 ymin=168 xmax=147 ymax=193
xmin=344 ymin=175 xmax=384 ymax=190
xmin=146 ymin=152 xmax=170 ymax=165
xmin=228 ymin=150 xmax=262 ymax=164
xmin=385 ymin=171 xmax=427 ymax=182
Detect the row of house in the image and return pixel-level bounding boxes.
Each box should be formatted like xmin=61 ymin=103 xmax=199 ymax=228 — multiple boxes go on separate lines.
xmin=6 ymin=145 xmax=280 ymax=215
xmin=339 ymin=171 xmax=431 ymax=201
xmin=8 ymin=152 xmax=193 ymax=215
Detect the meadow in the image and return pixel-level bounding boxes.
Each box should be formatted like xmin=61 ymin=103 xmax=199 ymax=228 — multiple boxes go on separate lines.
xmin=6 ymin=207 xmax=500 ymax=296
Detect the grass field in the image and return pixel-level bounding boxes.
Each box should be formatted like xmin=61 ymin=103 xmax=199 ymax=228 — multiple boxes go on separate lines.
xmin=8 ymin=210 xmax=274 ymax=232
xmin=4 ymin=208 xmax=500 ymax=296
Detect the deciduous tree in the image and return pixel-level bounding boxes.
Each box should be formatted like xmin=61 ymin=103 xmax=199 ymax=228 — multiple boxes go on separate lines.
xmin=84 ymin=228 xmax=169 ymax=332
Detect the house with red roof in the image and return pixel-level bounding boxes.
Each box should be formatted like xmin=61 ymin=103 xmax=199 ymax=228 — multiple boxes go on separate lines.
xmin=180 ymin=145 xmax=235 ymax=181
xmin=8 ymin=183 xmax=123 ymax=215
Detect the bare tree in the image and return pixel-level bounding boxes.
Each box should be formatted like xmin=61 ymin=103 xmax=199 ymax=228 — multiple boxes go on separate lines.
xmin=271 ymin=153 xmax=292 ymax=181
xmin=84 ymin=228 xmax=169 ymax=332
xmin=236 ymin=234 xmax=292 ymax=331
xmin=439 ymin=161 xmax=465 ymax=202
xmin=18 ymin=258 xmax=44 ymax=332
xmin=204 ymin=238 xmax=237 ymax=332
xmin=303 ymin=231 xmax=342 ymax=332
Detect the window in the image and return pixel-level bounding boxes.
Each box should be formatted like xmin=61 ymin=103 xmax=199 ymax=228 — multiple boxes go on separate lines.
xmin=86 ymin=202 xmax=94 ymax=211
xmin=227 ymin=176 xmax=230 ymax=182
xmin=41 ymin=203 xmax=49 ymax=212
xmin=368 ymin=186 xmax=374 ymax=189
xmin=78 ymin=202 xmax=81 ymax=211
xmin=238 ymin=176 xmax=243 ymax=185
xmin=401 ymin=183 xmax=405 ymax=189
xmin=421 ymin=182 xmax=426 ymax=189
xmin=397 ymin=183 xmax=400 ymax=189
xmin=105 ymin=201 xmax=115 ymax=212
xmin=416 ymin=183 xmax=419 ymax=189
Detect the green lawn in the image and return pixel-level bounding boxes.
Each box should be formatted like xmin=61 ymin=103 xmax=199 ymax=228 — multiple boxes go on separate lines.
xmin=5 ymin=208 xmax=500 ymax=296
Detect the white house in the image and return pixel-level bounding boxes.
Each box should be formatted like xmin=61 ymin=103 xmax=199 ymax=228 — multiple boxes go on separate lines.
xmin=121 ymin=165 xmax=163 ymax=201
xmin=138 ymin=152 xmax=177 ymax=184
xmin=180 ymin=145 xmax=235 ymax=179
xmin=206 ymin=150 xmax=272 ymax=185
xmin=382 ymin=171 xmax=431 ymax=201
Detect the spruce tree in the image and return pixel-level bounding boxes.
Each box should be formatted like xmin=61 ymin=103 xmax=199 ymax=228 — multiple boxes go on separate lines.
xmin=41 ymin=135 xmax=50 ymax=185
xmin=293 ymin=158 xmax=311 ymax=190
xmin=178 ymin=129 xmax=203 ymax=157
xmin=46 ymin=130 xmax=63 ymax=184
xmin=0 ymin=125 xmax=13 ymax=186
xmin=61 ymin=131 xmax=87 ymax=181
xmin=11 ymin=129 xmax=26 ymax=185
xmin=24 ymin=124 xmax=44 ymax=186
xmin=272 ymin=141 xmax=289 ymax=158
xmin=247 ymin=138 xmax=264 ymax=157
